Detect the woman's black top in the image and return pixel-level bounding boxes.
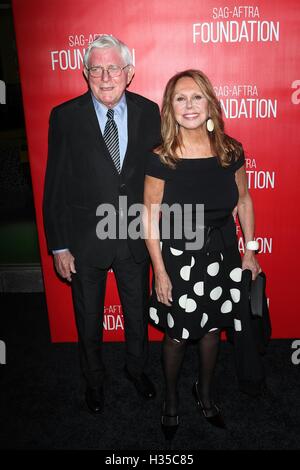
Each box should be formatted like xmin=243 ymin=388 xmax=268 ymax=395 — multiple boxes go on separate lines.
xmin=146 ymin=152 xmax=245 ymax=251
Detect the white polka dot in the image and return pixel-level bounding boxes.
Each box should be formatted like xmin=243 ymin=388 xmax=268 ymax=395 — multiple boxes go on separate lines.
xmin=193 ymin=281 xmax=204 ymax=296
xmin=191 ymin=256 xmax=195 ymax=267
xmin=230 ymin=288 xmax=241 ymax=303
xmin=210 ymin=286 xmax=222 ymax=300
xmin=201 ymin=313 xmax=208 ymax=328
xmin=220 ymin=252 xmax=224 ymax=261
xmin=186 ymin=298 xmax=197 ymax=313
xmin=220 ymin=300 xmax=232 ymax=313
xmin=182 ymin=328 xmax=190 ymax=339
xmin=229 ymin=267 xmax=242 ymax=283
xmin=167 ymin=313 xmax=174 ymax=328
xmin=207 ymin=262 xmax=220 ymax=277
xmin=179 ymin=294 xmax=187 ymax=309
xmin=180 ymin=265 xmax=191 ymax=281
xmin=234 ymin=319 xmax=242 ymax=331
xmin=149 ymin=307 xmax=159 ymax=324
xmin=170 ymin=247 xmax=183 ymax=256
xmin=209 ymin=328 xmax=218 ymax=332
xmin=178 ymin=294 xmax=197 ymax=312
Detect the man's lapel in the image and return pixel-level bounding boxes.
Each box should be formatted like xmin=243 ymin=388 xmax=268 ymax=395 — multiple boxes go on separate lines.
xmin=78 ymin=91 xmax=118 ymax=173
xmin=121 ymin=91 xmax=142 ymax=175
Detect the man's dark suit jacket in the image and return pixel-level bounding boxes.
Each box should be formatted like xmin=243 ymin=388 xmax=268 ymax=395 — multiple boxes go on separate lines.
xmin=43 ymin=90 xmax=161 ymax=268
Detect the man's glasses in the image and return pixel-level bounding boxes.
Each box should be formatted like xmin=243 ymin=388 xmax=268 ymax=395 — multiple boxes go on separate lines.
xmin=87 ymin=64 xmax=129 ymax=78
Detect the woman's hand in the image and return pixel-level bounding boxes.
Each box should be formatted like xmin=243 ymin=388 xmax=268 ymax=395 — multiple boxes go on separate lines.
xmin=242 ymin=250 xmax=261 ymax=280
xmin=155 ymin=270 xmax=173 ymax=306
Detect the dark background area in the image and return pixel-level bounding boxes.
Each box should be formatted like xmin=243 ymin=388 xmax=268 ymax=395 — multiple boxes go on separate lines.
xmin=1 ymin=293 xmax=300 ymax=450
xmin=0 ymin=0 xmax=42 ymax=292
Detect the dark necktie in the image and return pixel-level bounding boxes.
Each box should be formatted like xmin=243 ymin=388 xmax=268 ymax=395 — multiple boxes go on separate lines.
xmin=103 ymin=108 xmax=121 ymax=173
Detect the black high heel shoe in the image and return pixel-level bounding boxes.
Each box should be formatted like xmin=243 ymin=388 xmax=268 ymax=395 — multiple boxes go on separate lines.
xmin=192 ymin=381 xmax=226 ymax=429
xmin=161 ymin=402 xmax=179 ymax=440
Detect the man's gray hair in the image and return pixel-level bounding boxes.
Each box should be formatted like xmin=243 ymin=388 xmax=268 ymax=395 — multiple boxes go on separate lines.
xmin=83 ymin=34 xmax=133 ymax=68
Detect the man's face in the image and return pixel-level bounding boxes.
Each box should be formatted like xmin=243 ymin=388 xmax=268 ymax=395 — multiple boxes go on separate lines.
xmin=84 ymin=47 xmax=134 ymax=108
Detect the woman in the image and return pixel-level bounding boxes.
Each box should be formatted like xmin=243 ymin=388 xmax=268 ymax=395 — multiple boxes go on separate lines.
xmin=143 ymin=70 xmax=261 ymax=439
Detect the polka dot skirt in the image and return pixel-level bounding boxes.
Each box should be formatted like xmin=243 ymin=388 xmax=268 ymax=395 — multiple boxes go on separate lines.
xmin=149 ymin=243 xmax=243 ymax=340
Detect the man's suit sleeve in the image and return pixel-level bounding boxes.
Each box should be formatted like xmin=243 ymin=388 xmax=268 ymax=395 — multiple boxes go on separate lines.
xmin=43 ymin=108 xmax=70 ymax=252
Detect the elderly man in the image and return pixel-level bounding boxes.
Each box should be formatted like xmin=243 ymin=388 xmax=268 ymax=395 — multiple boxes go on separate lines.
xmin=43 ymin=35 xmax=161 ymax=413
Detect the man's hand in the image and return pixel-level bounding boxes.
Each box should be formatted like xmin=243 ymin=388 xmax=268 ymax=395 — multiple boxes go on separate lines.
xmin=53 ymin=250 xmax=76 ymax=282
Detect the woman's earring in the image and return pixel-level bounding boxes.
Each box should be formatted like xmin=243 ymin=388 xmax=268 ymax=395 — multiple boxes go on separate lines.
xmin=175 ymin=122 xmax=179 ymax=135
xmin=206 ymin=118 xmax=214 ymax=132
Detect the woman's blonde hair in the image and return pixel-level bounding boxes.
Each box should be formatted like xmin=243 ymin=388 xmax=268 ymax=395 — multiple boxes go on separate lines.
xmin=156 ymin=69 xmax=243 ymax=167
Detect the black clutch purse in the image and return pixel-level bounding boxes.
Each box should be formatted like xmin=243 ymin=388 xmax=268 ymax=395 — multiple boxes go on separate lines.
xmin=247 ymin=270 xmax=271 ymax=355
xmin=226 ymin=270 xmax=271 ymax=350
xmin=226 ymin=269 xmax=271 ymax=396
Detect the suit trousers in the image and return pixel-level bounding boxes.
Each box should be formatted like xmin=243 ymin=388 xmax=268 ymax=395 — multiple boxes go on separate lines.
xmin=71 ymin=240 xmax=150 ymax=390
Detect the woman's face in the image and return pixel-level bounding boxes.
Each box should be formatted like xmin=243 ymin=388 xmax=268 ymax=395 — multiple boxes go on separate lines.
xmin=172 ymin=76 xmax=209 ymax=130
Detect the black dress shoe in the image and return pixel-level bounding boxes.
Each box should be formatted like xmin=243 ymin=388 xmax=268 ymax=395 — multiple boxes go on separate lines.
xmin=192 ymin=381 xmax=226 ymax=429
xmin=161 ymin=402 xmax=179 ymax=441
xmin=85 ymin=387 xmax=104 ymax=414
xmin=124 ymin=367 xmax=156 ymax=400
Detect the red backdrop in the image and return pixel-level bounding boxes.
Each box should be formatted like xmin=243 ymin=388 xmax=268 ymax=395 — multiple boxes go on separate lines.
xmin=12 ymin=0 xmax=300 ymax=341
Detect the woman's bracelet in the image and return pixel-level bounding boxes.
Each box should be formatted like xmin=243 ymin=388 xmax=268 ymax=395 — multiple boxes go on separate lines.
xmin=246 ymin=240 xmax=259 ymax=251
